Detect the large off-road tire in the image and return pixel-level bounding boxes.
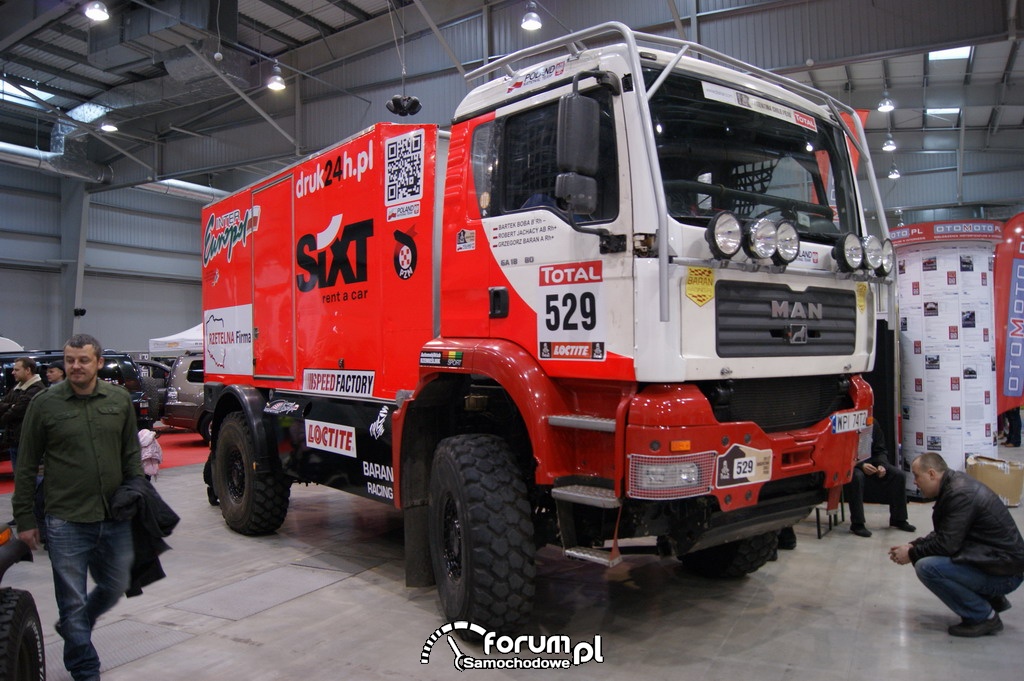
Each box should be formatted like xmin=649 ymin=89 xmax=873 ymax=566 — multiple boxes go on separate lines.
xmin=213 ymin=412 xmax=290 ymax=535
xmin=428 ymin=434 xmax=536 ymax=635
xmin=680 ymin=531 xmax=779 ymax=579
xmin=0 ymin=588 xmax=45 ymax=681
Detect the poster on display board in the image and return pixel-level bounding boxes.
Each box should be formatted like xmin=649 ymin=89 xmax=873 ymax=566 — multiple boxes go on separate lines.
xmin=892 ymin=221 xmax=1001 ymax=473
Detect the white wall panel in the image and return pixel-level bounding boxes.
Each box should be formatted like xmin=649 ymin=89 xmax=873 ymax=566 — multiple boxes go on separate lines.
xmin=0 ymin=268 xmax=61 ymax=349
xmin=80 ymin=275 xmax=201 ymax=354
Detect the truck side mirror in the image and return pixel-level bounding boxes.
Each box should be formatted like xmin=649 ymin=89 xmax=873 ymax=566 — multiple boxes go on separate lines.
xmin=557 ymin=92 xmax=599 ymax=175
xmin=555 ymin=92 xmax=600 ymax=215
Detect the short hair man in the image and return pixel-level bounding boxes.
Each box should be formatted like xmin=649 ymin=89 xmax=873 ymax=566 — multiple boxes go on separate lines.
xmin=12 ymin=334 xmax=143 ymax=681
xmin=889 ymin=452 xmax=1024 ymax=637
xmin=0 ymin=356 xmax=45 ymax=471
xmin=46 ymin=359 xmax=66 ymax=385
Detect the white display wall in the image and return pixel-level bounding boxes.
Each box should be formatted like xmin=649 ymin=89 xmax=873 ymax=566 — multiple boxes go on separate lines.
xmin=897 ymin=241 xmax=997 ymax=471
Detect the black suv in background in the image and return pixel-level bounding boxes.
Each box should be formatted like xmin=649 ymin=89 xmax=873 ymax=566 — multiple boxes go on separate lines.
xmin=0 ymin=351 xmax=153 ymax=440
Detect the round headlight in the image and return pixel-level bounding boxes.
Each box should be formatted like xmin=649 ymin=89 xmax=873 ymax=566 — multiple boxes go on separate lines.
xmin=862 ymin=235 xmax=883 ymax=270
xmin=705 ymin=211 xmax=742 ymax=259
xmin=876 ymin=239 xmax=895 ymax=276
xmin=833 ymin=232 xmax=863 ymax=272
xmin=773 ymin=220 xmax=800 ymax=265
xmin=744 ymin=218 xmax=778 ymax=260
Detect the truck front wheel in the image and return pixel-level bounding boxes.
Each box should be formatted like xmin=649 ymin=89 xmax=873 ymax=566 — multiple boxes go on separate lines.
xmin=680 ymin=531 xmax=779 ymax=578
xmin=0 ymin=587 xmax=45 ymax=681
xmin=213 ymin=412 xmax=291 ymax=535
xmin=428 ymin=434 xmax=536 ymax=635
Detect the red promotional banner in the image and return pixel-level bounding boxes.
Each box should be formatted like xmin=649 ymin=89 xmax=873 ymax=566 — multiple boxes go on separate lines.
xmin=995 ymin=212 xmax=1024 ymax=413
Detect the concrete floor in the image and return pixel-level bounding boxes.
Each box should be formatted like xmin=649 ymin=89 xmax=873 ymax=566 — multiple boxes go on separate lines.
xmin=4 ymin=445 xmax=1024 ymax=681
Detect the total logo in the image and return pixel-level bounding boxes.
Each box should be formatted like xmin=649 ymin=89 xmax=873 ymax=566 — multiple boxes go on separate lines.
xmin=420 ymin=621 xmax=604 ymax=671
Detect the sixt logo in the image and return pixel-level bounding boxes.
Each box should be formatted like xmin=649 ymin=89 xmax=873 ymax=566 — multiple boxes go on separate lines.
xmin=296 ymin=213 xmax=374 ymax=291
xmin=770 ymin=300 xmax=822 ymax=319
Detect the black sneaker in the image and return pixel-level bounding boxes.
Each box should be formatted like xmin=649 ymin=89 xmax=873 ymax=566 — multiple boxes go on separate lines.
xmin=850 ymin=524 xmax=872 ymax=538
xmin=889 ymin=520 xmax=917 ymax=532
xmin=948 ymin=613 xmax=1003 ymax=637
xmin=988 ymin=595 xmax=1012 ymax=613
xmin=778 ymin=526 xmax=797 ymax=550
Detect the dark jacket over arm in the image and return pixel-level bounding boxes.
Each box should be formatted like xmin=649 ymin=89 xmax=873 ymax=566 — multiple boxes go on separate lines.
xmin=110 ymin=476 xmax=180 ymax=597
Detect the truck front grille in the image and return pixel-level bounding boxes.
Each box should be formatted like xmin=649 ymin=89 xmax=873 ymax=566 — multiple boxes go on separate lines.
xmin=698 ymin=375 xmax=853 ymax=432
xmin=715 ymin=281 xmax=857 ymax=357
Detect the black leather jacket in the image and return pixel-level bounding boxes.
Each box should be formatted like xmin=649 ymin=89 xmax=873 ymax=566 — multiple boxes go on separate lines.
xmin=910 ymin=470 xmax=1024 ymax=576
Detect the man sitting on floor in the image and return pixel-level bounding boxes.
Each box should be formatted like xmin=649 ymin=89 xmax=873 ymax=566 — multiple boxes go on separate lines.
xmin=844 ymin=422 xmax=916 ymax=538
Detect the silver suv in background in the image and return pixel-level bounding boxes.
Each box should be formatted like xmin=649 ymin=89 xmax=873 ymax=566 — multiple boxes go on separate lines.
xmin=163 ymin=352 xmax=211 ymax=443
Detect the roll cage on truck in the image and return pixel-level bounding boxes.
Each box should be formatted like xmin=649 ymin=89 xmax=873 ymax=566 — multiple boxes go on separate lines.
xmin=202 ymin=22 xmax=895 ymax=634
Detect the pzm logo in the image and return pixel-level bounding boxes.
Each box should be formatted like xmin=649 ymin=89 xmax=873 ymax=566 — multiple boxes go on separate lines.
xmin=296 ymin=214 xmax=373 ymax=291
xmin=770 ymin=300 xmax=823 ymax=320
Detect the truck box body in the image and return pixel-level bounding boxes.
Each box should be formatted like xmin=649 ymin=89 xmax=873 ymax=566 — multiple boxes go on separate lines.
xmin=203 ymin=123 xmax=440 ymax=500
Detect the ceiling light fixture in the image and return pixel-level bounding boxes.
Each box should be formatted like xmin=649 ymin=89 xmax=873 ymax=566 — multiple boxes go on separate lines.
xmin=521 ymin=2 xmax=542 ymax=31
xmin=877 ymin=92 xmax=895 ymax=113
xmin=888 ymin=163 xmax=901 ymax=179
xmin=83 ymin=1 xmax=110 ymax=22
xmin=882 ymin=136 xmax=896 ymax=152
xmin=267 ymin=62 xmax=286 ymax=91
xmin=99 ymin=121 xmax=118 ymax=132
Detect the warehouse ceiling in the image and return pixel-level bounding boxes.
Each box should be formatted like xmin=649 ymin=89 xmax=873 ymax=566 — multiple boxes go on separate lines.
xmin=0 ymin=0 xmax=1021 ymax=213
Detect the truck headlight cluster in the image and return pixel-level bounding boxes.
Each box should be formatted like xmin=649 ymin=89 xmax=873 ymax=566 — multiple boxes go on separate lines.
xmin=628 ymin=452 xmax=712 ymax=500
xmin=833 ymin=233 xmax=895 ymax=276
xmin=704 ymin=211 xmax=800 ymax=266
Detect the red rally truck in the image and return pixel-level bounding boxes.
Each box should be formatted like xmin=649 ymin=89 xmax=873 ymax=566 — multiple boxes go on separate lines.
xmin=202 ymin=22 xmax=895 ymax=633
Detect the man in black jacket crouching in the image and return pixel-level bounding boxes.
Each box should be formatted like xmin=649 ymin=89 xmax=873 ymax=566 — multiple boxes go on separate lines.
xmin=889 ymin=452 xmax=1024 ymax=637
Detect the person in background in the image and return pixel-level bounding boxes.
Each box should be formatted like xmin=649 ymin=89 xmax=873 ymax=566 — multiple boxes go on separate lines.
xmin=46 ymin=360 xmax=66 ymax=385
xmin=0 ymin=356 xmax=45 ymax=473
xmin=889 ymin=452 xmax=1024 ymax=637
xmin=12 ymin=334 xmax=143 ymax=681
xmin=844 ymin=422 xmax=916 ymax=538
xmin=1001 ymin=407 xmax=1021 ymax=448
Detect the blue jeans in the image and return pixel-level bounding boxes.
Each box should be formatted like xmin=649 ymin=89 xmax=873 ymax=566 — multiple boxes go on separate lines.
xmin=915 ymin=555 xmax=1024 ymax=621
xmin=47 ymin=516 xmax=134 ymax=681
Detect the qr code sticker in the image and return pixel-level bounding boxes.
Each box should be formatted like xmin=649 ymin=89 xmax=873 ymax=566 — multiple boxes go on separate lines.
xmin=385 ymin=129 xmax=424 ymax=206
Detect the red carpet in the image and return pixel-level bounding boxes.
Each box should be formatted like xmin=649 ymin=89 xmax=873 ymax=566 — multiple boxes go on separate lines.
xmin=0 ymin=430 xmax=209 ymax=495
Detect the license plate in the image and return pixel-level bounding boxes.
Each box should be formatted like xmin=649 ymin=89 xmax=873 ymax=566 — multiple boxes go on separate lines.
xmin=830 ymin=410 xmax=868 ymax=434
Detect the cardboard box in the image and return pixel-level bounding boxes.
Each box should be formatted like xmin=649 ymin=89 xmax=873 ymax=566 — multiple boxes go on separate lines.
xmin=966 ymin=455 xmax=1024 ymax=507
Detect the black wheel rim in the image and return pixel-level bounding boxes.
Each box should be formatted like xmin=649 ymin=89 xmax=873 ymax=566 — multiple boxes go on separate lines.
xmin=227 ymin=449 xmax=246 ymax=502
xmin=441 ymin=494 xmax=463 ymax=581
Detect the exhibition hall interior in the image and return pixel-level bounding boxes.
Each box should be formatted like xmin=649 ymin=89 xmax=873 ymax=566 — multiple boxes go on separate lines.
xmin=2 ymin=1 xmax=1024 ymax=679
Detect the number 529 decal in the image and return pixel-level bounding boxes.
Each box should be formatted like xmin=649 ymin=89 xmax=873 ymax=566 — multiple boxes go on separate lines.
xmin=537 ymin=261 xmax=606 ymax=361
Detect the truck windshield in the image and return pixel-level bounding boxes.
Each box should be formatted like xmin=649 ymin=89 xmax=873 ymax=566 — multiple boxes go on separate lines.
xmin=645 ymin=68 xmax=858 ymax=244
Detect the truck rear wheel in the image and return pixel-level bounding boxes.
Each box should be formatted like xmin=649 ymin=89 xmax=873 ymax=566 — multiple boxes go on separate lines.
xmin=213 ymin=412 xmax=290 ymax=535
xmin=428 ymin=434 xmax=535 ymax=635
xmin=0 ymin=587 xmax=45 ymax=681
xmin=680 ymin=531 xmax=779 ymax=579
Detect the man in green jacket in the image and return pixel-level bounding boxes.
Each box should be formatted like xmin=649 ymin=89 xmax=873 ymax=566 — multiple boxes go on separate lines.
xmin=12 ymin=334 xmax=143 ymax=681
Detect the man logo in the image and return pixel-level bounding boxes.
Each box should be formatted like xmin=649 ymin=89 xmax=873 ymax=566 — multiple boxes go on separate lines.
xmin=786 ymin=324 xmax=808 ymax=345
xmin=770 ymin=300 xmax=822 ymax=320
